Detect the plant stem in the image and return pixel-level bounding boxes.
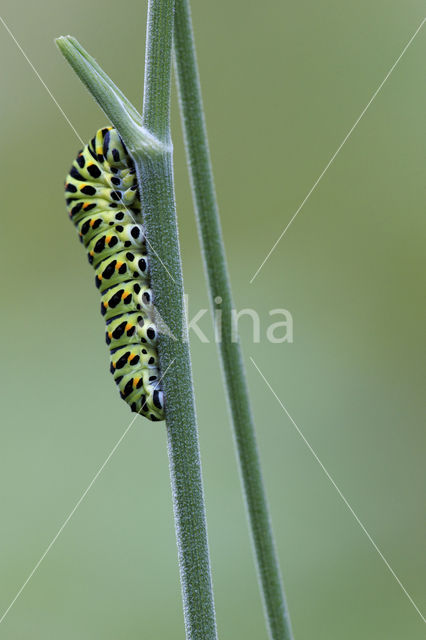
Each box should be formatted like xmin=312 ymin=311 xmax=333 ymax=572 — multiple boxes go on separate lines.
xmin=57 ymin=6 xmax=218 ymax=637
xmin=173 ymin=2 xmax=294 ymax=638
xmin=64 ymin=36 xmax=144 ymax=127
xmin=56 ymin=36 xmax=161 ymax=155
xmin=137 ymin=2 xmax=217 ymax=638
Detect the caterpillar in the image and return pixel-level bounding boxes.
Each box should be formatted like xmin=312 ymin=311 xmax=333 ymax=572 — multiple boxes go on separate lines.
xmin=64 ymin=127 xmax=164 ymax=421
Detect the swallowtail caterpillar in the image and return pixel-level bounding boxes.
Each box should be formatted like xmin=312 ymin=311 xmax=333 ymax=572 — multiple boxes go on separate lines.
xmin=64 ymin=127 xmax=164 ymax=421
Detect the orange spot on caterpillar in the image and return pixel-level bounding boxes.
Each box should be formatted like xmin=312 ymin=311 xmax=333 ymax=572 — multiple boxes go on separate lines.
xmin=125 ymin=323 xmax=132 ymax=332
xmin=121 ymin=291 xmax=129 ymax=299
xmin=83 ymin=203 xmax=92 ymax=210
xmin=115 ymin=262 xmax=123 ymax=270
xmin=133 ymin=378 xmax=140 ymax=388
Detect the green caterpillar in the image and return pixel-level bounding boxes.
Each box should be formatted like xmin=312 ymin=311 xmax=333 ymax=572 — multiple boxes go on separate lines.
xmin=64 ymin=127 xmax=164 ymax=421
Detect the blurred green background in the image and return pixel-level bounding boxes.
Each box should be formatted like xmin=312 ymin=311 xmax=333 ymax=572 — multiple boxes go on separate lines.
xmin=0 ymin=1 xmax=425 ymax=638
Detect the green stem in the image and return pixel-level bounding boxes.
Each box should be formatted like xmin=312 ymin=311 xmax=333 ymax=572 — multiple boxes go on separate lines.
xmin=56 ymin=36 xmax=161 ymax=156
xmin=64 ymin=36 xmax=144 ymax=126
xmin=56 ymin=7 xmax=218 ymax=637
xmin=173 ymin=2 xmax=294 ymax=638
xmin=138 ymin=2 xmax=217 ymax=638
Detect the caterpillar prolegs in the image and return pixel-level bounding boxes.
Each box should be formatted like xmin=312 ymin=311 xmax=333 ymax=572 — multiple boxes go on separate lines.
xmin=64 ymin=127 xmax=164 ymax=421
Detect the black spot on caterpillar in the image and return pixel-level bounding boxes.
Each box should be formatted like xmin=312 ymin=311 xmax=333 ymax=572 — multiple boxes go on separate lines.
xmin=64 ymin=127 xmax=164 ymax=421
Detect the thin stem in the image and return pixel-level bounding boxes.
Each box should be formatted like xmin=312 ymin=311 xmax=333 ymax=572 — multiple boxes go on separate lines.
xmin=142 ymin=0 xmax=173 ymax=144
xmin=56 ymin=5 xmax=218 ymax=637
xmin=64 ymin=36 xmax=144 ymax=126
xmin=137 ymin=3 xmax=217 ymax=638
xmin=56 ymin=36 xmax=162 ymax=156
xmin=173 ymin=2 xmax=294 ymax=639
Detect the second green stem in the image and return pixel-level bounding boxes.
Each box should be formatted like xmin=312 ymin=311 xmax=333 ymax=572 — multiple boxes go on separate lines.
xmin=173 ymin=1 xmax=294 ymax=638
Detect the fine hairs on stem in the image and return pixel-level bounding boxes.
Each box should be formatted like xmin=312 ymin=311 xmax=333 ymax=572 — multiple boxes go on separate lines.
xmin=137 ymin=2 xmax=217 ymax=638
xmin=173 ymin=1 xmax=294 ymax=638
